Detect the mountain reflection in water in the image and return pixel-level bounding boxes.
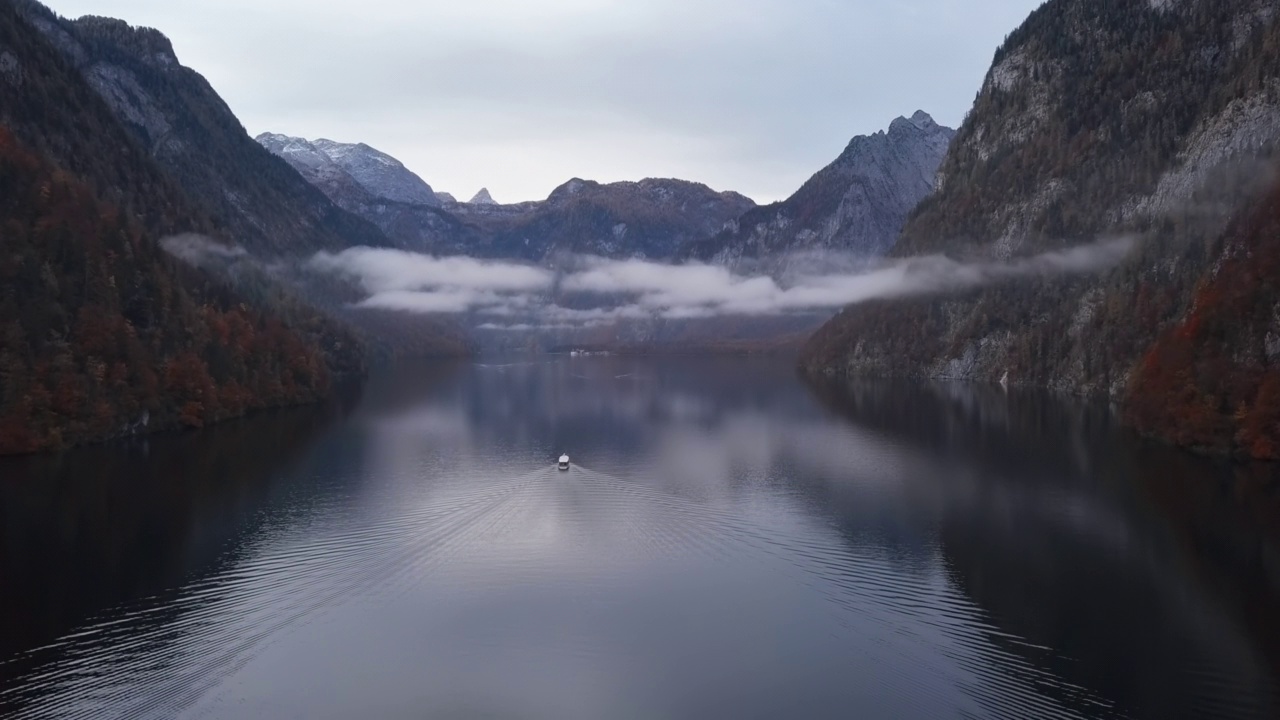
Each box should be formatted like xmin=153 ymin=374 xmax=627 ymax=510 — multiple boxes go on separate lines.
xmin=0 ymin=358 xmax=1277 ymax=719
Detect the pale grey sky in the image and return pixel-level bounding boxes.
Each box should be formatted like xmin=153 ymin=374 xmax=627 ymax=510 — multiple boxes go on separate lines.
xmin=44 ymin=0 xmax=1043 ymax=203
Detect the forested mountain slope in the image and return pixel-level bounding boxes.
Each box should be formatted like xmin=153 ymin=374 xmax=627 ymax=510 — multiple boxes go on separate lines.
xmin=1127 ymin=166 xmax=1280 ymax=458
xmin=0 ymin=0 xmax=357 ymax=452
xmin=13 ymin=0 xmax=392 ymax=257
xmin=803 ymin=0 xmax=1280 ymax=452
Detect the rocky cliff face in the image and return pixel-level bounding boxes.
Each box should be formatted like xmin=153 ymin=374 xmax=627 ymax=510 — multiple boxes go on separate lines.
xmin=0 ymin=0 xmax=375 ymax=453
xmin=686 ymin=111 xmax=954 ymax=263
xmin=14 ymin=1 xmax=392 ymax=257
xmin=255 ymin=133 xmax=440 ymax=207
xmin=10 ymin=2 xmax=468 ymax=363
xmin=801 ymin=0 xmax=1280 ymax=455
xmin=468 ymin=187 xmax=497 ymax=205
xmin=257 ymin=131 xmax=759 ymax=260
xmin=255 ymin=131 xmax=471 ymax=254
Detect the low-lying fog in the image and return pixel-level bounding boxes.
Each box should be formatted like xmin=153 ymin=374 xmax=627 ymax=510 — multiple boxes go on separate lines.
xmin=306 ymin=238 xmax=1135 ymax=330
xmin=162 ymin=234 xmax=1135 ymax=334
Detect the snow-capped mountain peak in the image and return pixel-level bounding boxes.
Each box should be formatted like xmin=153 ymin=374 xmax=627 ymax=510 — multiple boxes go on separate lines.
xmin=256 ymin=133 xmax=439 ymax=207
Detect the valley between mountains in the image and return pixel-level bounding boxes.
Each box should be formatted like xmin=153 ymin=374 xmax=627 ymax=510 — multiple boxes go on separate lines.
xmin=5 ymin=0 xmax=1280 ymax=459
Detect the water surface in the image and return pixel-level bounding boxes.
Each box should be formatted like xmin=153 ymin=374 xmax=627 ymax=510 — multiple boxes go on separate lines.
xmin=1 ymin=358 xmax=1278 ymax=719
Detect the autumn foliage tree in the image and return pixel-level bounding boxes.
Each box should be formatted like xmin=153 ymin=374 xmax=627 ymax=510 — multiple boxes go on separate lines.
xmin=800 ymin=0 xmax=1280 ymax=452
xmin=0 ymin=127 xmax=331 ymax=453
xmin=1127 ymin=169 xmax=1280 ymax=459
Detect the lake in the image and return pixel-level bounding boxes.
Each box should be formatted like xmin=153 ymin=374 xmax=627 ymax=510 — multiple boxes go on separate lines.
xmin=1 ymin=357 xmax=1279 ymax=719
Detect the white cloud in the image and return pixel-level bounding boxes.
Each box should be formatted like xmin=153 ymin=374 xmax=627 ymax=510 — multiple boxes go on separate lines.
xmin=310 ymin=248 xmax=553 ymax=293
xmin=478 ymin=322 xmax=583 ymax=332
xmin=159 ymin=233 xmax=247 ymax=266
xmin=306 ymin=248 xmax=555 ymax=317
xmin=555 ymin=238 xmax=1135 ymax=318
xmin=358 ymin=289 xmax=501 ymax=314
xmin=306 ymin=238 xmax=1136 ymax=329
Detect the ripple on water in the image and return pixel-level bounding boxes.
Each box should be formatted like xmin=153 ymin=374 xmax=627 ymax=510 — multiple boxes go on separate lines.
xmin=3 ymin=449 xmax=1278 ymax=720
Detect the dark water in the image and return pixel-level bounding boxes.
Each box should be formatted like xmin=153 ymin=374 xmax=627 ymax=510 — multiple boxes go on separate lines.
xmin=2 ymin=358 xmax=1279 ymax=719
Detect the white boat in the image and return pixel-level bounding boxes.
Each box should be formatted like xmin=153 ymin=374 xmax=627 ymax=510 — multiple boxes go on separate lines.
xmin=558 ymin=454 xmax=570 ymax=471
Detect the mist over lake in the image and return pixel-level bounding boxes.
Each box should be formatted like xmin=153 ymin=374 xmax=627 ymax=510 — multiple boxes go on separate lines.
xmin=8 ymin=0 xmax=1280 ymax=717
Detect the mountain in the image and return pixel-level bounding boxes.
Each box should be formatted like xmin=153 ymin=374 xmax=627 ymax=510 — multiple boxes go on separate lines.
xmin=15 ymin=2 xmax=471 ymax=360
xmin=254 ymin=132 xmax=390 ymax=211
xmin=469 ymin=188 xmax=497 ymax=205
xmin=0 ymin=0 xmax=361 ymax=453
xmin=258 ymin=132 xmax=759 ymax=260
xmin=311 ymin=138 xmax=439 ymax=206
xmin=468 ymin=177 xmax=756 ymax=259
xmin=255 ymin=133 xmax=440 ymax=207
xmin=801 ymin=0 xmax=1280 ymax=457
xmin=254 ymin=132 xmax=478 ymax=255
xmin=14 ymin=1 xmax=391 ymax=257
xmin=687 ymin=111 xmax=955 ymax=262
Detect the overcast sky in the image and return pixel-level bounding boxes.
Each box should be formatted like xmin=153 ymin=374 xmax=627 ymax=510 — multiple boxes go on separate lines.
xmin=45 ymin=0 xmax=1043 ymax=203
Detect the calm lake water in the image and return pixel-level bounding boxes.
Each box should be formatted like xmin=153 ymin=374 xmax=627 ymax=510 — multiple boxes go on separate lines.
xmin=2 ymin=357 xmax=1279 ymax=719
